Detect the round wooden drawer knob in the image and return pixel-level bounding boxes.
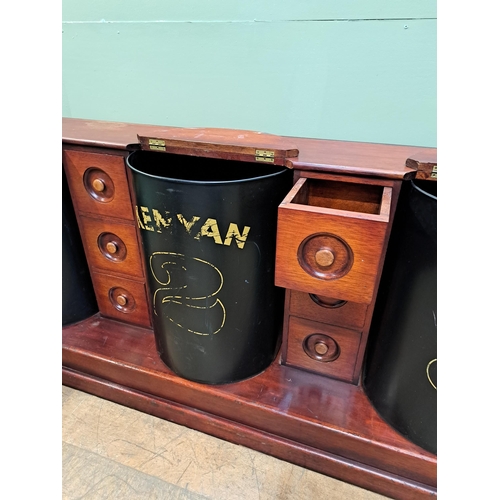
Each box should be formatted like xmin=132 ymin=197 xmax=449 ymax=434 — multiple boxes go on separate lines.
xmin=298 ymin=233 xmax=353 ymax=280
xmin=98 ymin=233 xmax=126 ymax=262
xmin=314 ymin=341 xmax=329 ymax=355
xmin=116 ymin=294 xmax=128 ymax=307
xmin=315 ymin=249 xmax=335 ymax=267
xmin=303 ymin=333 xmax=340 ymax=362
xmin=92 ymin=178 xmax=106 ymax=192
xmin=106 ymin=241 xmax=118 ymax=254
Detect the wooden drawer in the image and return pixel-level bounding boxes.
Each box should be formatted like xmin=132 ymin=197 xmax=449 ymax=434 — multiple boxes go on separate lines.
xmin=284 ymin=316 xmax=361 ymax=383
xmin=289 ymin=290 xmax=367 ymax=330
xmin=78 ymin=215 xmax=144 ymax=279
xmin=275 ymin=177 xmax=392 ymax=304
xmin=91 ymin=271 xmax=151 ymax=327
xmin=63 ymin=149 xmax=134 ymax=221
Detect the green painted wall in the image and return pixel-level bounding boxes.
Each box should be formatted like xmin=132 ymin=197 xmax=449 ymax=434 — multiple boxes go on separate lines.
xmin=62 ymin=1 xmax=436 ymax=147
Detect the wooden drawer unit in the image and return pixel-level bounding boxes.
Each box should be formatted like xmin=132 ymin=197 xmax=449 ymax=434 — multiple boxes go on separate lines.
xmin=78 ymin=215 xmax=144 ymax=279
xmin=63 ymin=145 xmax=152 ymax=328
xmin=63 ymin=149 xmax=134 ymax=221
xmin=91 ymin=271 xmax=150 ymax=327
xmin=275 ymin=176 xmax=392 ymax=305
xmin=62 ymin=119 xmax=438 ymax=499
xmin=284 ymin=316 xmax=361 ymax=383
xmin=288 ymin=290 xmax=367 ymax=331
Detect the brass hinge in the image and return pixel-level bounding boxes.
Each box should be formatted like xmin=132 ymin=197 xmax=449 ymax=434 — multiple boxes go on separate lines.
xmin=255 ymin=149 xmax=275 ymax=163
xmin=431 ymin=165 xmax=437 ymax=179
xmin=149 ymin=138 xmax=166 ymax=151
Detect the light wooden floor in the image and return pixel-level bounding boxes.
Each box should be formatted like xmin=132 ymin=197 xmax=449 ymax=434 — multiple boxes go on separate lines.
xmin=62 ymin=385 xmax=389 ymax=500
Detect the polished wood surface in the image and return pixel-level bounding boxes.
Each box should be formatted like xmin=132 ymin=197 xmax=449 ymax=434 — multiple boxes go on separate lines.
xmin=406 ymin=153 xmax=437 ymax=181
xmin=62 ymin=117 xmax=436 ymax=180
xmin=284 ymin=316 xmax=361 ymax=383
xmin=137 ymin=131 xmax=299 ymax=167
xmin=63 ymin=315 xmax=436 ymax=499
xmin=275 ymin=178 xmax=390 ymax=304
xmin=63 ymin=369 xmax=434 ymax=500
xmin=90 ymin=272 xmax=151 ymax=327
xmin=62 ymin=118 xmax=437 ymax=499
xmin=78 ymin=216 xmax=144 ymax=279
xmin=63 ymin=149 xmax=133 ymax=221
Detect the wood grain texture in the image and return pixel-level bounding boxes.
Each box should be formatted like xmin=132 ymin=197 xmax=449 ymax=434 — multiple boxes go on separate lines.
xmin=289 ymin=290 xmax=367 ymax=330
xmin=61 ymin=119 xmax=436 ymax=499
xmin=137 ymin=127 xmax=299 ymax=159
xmin=62 ymin=316 xmax=436 ymax=491
xmin=90 ymin=272 xmax=151 ymax=327
xmin=77 ymin=215 xmax=144 ymax=279
xmin=407 ymin=157 xmax=437 ymax=181
xmin=350 ymin=180 xmax=402 ymax=382
xmin=284 ymin=316 xmax=361 ymax=383
xmin=63 ymin=148 xmax=134 ymax=221
xmin=62 ymin=118 xmax=436 ymax=180
xmin=275 ymin=202 xmax=389 ymax=304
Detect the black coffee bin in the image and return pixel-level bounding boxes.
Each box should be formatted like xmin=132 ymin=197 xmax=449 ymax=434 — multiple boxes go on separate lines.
xmin=363 ymin=179 xmax=437 ymax=454
xmin=127 ymin=150 xmax=293 ymax=385
xmin=62 ymin=169 xmax=98 ymax=326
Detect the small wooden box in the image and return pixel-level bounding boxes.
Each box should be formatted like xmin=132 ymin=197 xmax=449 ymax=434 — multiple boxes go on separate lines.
xmin=275 ymin=177 xmax=392 ymax=304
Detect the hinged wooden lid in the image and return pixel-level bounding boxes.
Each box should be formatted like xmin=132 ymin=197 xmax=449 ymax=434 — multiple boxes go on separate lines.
xmin=406 ymin=152 xmax=437 ymax=181
xmin=136 ymin=127 xmax=299 ymax=167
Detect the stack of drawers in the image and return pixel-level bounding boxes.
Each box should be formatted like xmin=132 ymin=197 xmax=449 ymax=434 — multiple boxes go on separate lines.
xmin=275 ymin=172 xmax=394 ymax=384
xmin=62 ymin=148 xmax=151 ymax=328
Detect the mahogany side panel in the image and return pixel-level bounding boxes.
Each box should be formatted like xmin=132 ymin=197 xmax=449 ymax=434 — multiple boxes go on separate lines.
xmin=351 ymin=180 xmax=402 ymax=382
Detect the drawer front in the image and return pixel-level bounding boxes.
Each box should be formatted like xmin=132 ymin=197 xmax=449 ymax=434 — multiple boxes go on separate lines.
xmin=275 ymin=177 xmax=391 ymax=304
xmin=289 ymin=290 xmax=367 ymax=330
xmin=285 ymin=316 xmax=361 ymax=383
xmin=91 ymin=272 xmax=151 ymax=327
xmin=78 ymin=216 xmax=144 ymax=279
xmin=63 ymin=150 xmax=134 ymax=221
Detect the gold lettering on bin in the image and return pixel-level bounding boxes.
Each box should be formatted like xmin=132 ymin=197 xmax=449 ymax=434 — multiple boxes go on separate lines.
xmin=426 ymin=359 xmax=437 ymax=390
xmin=152 ymin=209 xmax=172 ymax=233
xmin=195 ymin=218 xmax=223 ymax=245
xmin=140 ymin=206 xmax=154 ymax=231
xmin=137 ymin=205 xmax=251 ymax=249
xmin=224 ymin=223 xmax=251 ymax=248
xmin=149 ymin=252 xmax=226 ymax=336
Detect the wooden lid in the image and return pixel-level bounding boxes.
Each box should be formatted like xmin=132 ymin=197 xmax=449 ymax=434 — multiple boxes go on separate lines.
xmin=406 ymin=151 xmax=437 ymax=181
xmin=136 ymin=127 xmax=299 ymax=167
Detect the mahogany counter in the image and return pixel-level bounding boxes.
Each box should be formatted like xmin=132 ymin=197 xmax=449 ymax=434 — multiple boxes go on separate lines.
xmin=62 ymin=118 xmax=437 ymax=499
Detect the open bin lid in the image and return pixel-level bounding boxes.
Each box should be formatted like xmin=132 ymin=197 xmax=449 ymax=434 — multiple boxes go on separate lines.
xmin=136 ymin=127 xmax=299 ymax=167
